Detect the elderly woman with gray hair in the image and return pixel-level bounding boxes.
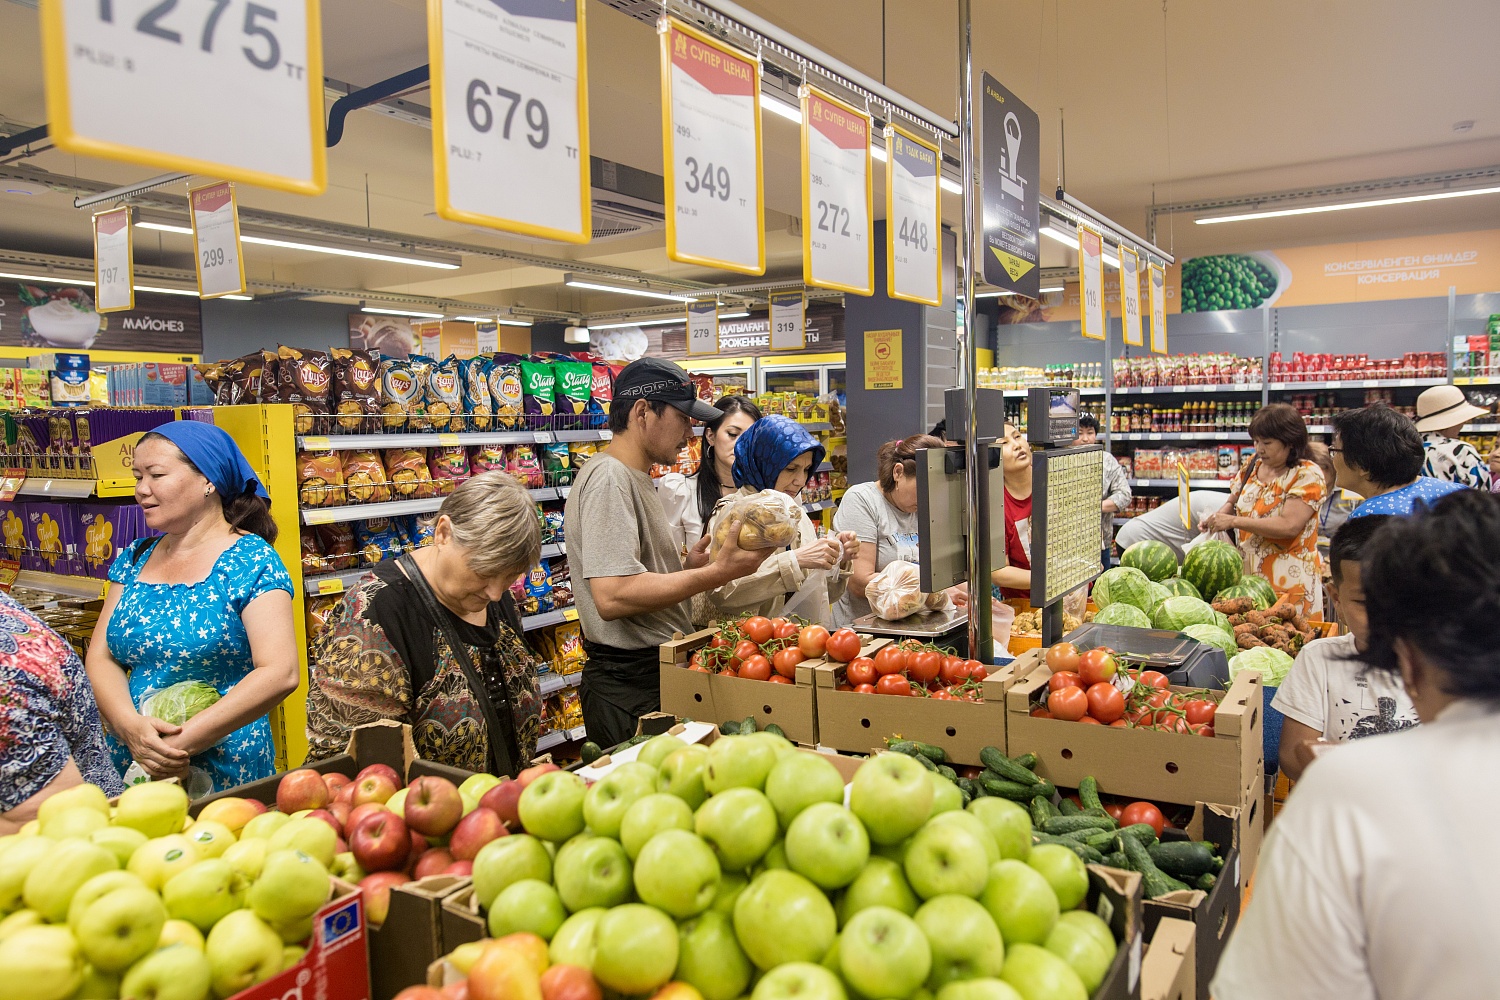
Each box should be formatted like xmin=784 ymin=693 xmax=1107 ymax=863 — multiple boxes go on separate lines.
xmin=307 ymin=472 xmax=544 ymax=775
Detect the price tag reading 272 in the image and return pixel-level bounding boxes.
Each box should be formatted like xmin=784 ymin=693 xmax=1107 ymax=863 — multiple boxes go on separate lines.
xmin=429 ymin=0 xmax=590 ymax=243
xmin=40 ymin=0 xmax=326 ymax=194
xmin=802 ymin=87 xmax=873 ymax=295
xmin=660 ymin=19 xmax=764 ymax=275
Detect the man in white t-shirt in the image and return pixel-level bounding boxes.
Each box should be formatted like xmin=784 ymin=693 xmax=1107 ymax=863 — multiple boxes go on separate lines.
xmin=1272 ymin=513 xmax=1417 ymax=780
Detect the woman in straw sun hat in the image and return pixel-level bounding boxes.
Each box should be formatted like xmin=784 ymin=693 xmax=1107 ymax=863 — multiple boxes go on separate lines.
xmin=1415 ymin=384 xmax=1491 ymax=491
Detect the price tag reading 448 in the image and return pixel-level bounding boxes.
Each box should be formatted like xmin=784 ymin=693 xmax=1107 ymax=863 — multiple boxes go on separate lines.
xmin=41 ymin=0 xmax=326 ymax=194
xmin=801 ymin=87 xmax=873 ymax=296
xmin=660 ymin=18 xmax=764 ymax=275
xmin=885 ymin=125 xmax=941 ymax=306
xmin=429 ymin=0 xmax=591 ymax=243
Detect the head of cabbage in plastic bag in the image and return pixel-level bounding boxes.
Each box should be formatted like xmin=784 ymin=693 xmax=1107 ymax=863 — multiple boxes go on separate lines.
xmin=732 ymin=414 xmax=825 ymax=499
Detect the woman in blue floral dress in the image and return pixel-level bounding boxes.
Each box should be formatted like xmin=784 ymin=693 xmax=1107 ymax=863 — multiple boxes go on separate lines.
xmin=85 ymin=421 xmax=297 ymax=793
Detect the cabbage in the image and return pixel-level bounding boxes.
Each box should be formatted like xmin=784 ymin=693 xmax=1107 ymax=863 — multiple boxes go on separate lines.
xmin=139 ymin=681 xmax=221 ymax=725
xmin=1151 ymin=596 xmax=1218 ymax=632
xmin=1228 ymin=647 xmax=1296 ymax=687
xmin=1093 ymin=566 xmax=1153 ymax=612
xmin=1093 ymin=602 xmax=1152 ymax=629
xmin=1145 ymin=582 xmax=1172 ymax=613
xmin=1182 ymin=624 xmax=1238 ymax=660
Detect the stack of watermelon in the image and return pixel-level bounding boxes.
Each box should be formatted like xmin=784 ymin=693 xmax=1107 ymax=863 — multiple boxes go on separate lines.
xmin=1181 ymin=540 xmax=1245 ymax=601
xmin=1120 ymin=540 xmax=1179 ymax=581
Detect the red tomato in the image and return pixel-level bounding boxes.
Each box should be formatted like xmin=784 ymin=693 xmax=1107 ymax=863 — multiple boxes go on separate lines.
xmin=1045 ymin=642 xmax=1082 ymax=674
xmin=846 ymin=657 xmax=878 ymax=687
xmin=719 ymin=668 xmax=737 ymax=678
xmin=1109 ymin=719 xmax=1129 ymax=728
xmin=1103 ymin=803 xmax=1124 ymax=821
xmin=1085 ymin=682 xmax=1125 ymax=724
xmin=1183 ymin=699 xmax=1217 ymax=726
xmin=1048 ymin=686 xmax=1089 ymax=722
xmin=797 ymin=625 xmax=830 ymax=659
xmin=772 ymin=648 xmax=805 ymax=679
xmin=854 ymin=683 xmax=877 ymax=694
xmin=742 ymin=617 xmax=774 ymax=644
xmin=1049 ymin=671 xmax=1084 ymax=692
xmin=825 ymin=628 xmax=861 ymax=663
xmin=1168 ymin=716 xmax=1192 ymax=734
xmin=1120 ymin=802 xmax=1165 ymax=837
xmin=1078 ymin=649 xmax=1119 ymax=687
xmin=1137 ymin=670 xmax=1170 ymax=690
xmin=908 ymin=650 xmax=943 ymax=684
xmin=1030 ymin=707 xmax=1053 ymax=719
xmin=931 ymin=690 xmax=954 ymax=700
xmin=965 ymin=661 xmax=987 ymax=681
xmin=689 ymin=663 xmax=710 ymax=673
xmin=770 ymin=617 xmax=790 ymax=631
xmin=836 ymin=682 xmax=854 ymax=692
xmin=772 ymin=620 xmax=799 ymax=640
xmin=709 ymin=634 xmax=730 ymax=649
xmin=875 ymin=674 xmax=912 ymax=696
xmin=767 ymin=674 xmax=793 ymax=685
xmin=1078 ymin=716 xmax=1103 ymax=725
xmin=732 ymin=640 xmax=760 ymax=667
xmin=1198 ymin=725 xmax=1215 ymax=738
xmin=939 ymin=656 xmax=971 ymax=685
xmin=873 ymin=645 xmax=908 ymax=676
xmin=738 ymin=654 xmax=772 ymax=682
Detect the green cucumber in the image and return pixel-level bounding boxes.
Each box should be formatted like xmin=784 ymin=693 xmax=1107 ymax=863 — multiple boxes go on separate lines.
xmin=720 ymin=720 xmax=742 ymax=735
xmin=983 ymin=778 xmax=1052 ymax=801
xmin=1057 ymin=798 xmax=1082 ymax=817
xmin=1148 ymin=841 xmax=1223 ymax=880
xmin=763 ymin=723 xmax=787 ymax=739
xmin=1035 ymin=834 xmax=1105 ymax=864
xmin=1078 ymin=776 xmax=1106 ymax=814
xmin=1195 ymin=872 xmax=1218 ymax=892
xmin=1099 ymin=851 xmax=1128 ymax=870
xmin=579 ymin=742 xmax=603 ymax=765
xmin=1121 ymin=831 xmax=1192 ymax=899
xmin=979 ymin=747 xmax=1041 ymax=785
xmin=740 ymin=716 xmax=758 ymax=734
xmin=1029 ymin=796 xmax=1055 ymax=829
xmin=1042 ymin=815 xmax=1116 ymax=836
xmin=1013 ymin=753 xmax=1039 ymax=770
xmin=1116 ymin=823 xmax=1159 ymax=848
xmin=1083 ymin=830 xmax=1119 ymax=851
xmin=937 ymin=765 xmax=959 ymax=783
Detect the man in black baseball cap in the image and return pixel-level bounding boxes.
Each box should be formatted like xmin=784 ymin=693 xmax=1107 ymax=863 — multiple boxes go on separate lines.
xmin=564 ymin=358 xmax=769 ymax=746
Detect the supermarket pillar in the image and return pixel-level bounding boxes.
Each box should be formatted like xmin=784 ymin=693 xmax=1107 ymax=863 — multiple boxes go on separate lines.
xmin=564 ymin=358 xmax=772 ymax=747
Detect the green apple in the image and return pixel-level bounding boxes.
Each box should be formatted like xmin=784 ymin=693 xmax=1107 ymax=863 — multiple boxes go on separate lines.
xmin=517 ymin=771 xmax=588 ymax=843
xmin=113 ymin=783 xmax=189 ymax=840
xmin=1027 ymin=845 xmax=1089 ymax=911
xmin=553 ymin=835 xmax=633 ymax=911
xmin=547 ymin=906 xmax=605 ymax=967
xmin=73 ymin=885 xmax=166 ymax=973
xmin=784 ymin=802 xmax=868 ymax=891
xmin=710 ymin=870 xmax=749 ymax=915
xmin=590 ymin=903 xmax=678 ymax=995
xmin=850 ymin=754 xmax=933 ymax=846
xmin=764 ymin=753 xmax=846 ymax=830
xmin=0 ymin=908 xmax=42 ymax=941
xmin=162 ymin=859 xmax=248 ymax=932
xmin=1044 ymin=919 xmax=1112 ymax=993
xmin=635 ymin=733 xmax=687 ymax=770
xmin=837 ymin=855 xmax=919 ymax=927
xmin=472 ymin=834 xmax=552 ymax=909
xmin=695 ymin=787 xmax=778 ymax=871
xmin=73 ymin=963 xmax=120 ymax=999
xmin=750 ymin=961 xmax=846 ymax=1000
xmin=935 ymin=979 xmax=1024 ymax=1000
xmin=24 ymin=838 xmax=117 ymax=922
xmin=183 ymin=822 xmax=235 ymax=860
xmin=90 ymin=826 xmax=148 ymax=867
xmin=582 ymin=768 xmax=654 ymax=840
xmin=269 ymin=913 xmax=314 ymax=945
xmin=459 ymin=772 xmax=503 ymax=804
xmin=743 ymin=731 xmax=797 ymax=759
xmin=927 ymin=773 xmax=964 ymax=817
xmin=239 ymin=811 xmax=292 ymax=841
xmin=67 ymin=871 xmax=146 ymax=928
xmin=0 ymin=835 xmax=54 ymax=912
xmin=39 ymin=806 xmax=107 ymax=841
xmin=266 ymin=818 xmax=337 ymax=868
xmin=248 ymin=850 xmax=331 ymax=925
xmin=385 ymin=788 xmax=409 ymax=816
xmin=128 ymin=836 xmax=201 ymax=892
xmin=1055 ymin=911 xmax=1116 ymax=960
xmin=36 ymin=784 xmax=109 ymax=826
xmin=282 ymin=945 xmax=306 ymax=972
xmin=0 ymin=925 xmax=82 ymax=1000
xmin=677 ymin=910 xmax=752 ymax=1000
xmin=610 ymin=760 xmax=660 ymax=788
xmin=221 ymin=838 xmax=270 ymax=882
xmin=915 ymin=895 xmax=1004 ymax=987
xmin=329 ymin=852 xmax=366 ymax=884
xmin=757 ymin=838 xmax=789 ymax=873
xmin=979 ymin=861 xmax=1058 ymax=947
xmin=159 ymin=919 xmax=205 ymax=952
xmin=926 ymin=811 xmax=999 ymax=866
xmin=486 ymin=879 xmax=566 ymax=940
xmin=997 ymin=943 xmax=1087 ymax=1000
xmin=205 ymin=910 xmax=283 ymax=998
xmin=839 ymin=905 xmax=931 ymax=1000
xmin=657 ymin=745 xmax=712 ymax=809
xmin=703 ymin=735 xmax=777 ymax=794
xmin=904 ymin=819 xmax=990 ymax=900
xmin=122 ymin=943 xmax=213 ymax=1000
xmin=732 ymin=869 xmax=836 ymax=969
xmin=619 ymin=794 xmax=694 ymax=860
xmin=966 ymin=799 xmax=1032 ymax=862
xmin=633 ymin=829 xmax=719 ymax=918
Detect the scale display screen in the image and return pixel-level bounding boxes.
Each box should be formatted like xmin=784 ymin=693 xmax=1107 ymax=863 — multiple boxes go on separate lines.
xmin=1027 ymin=387 xmax=1082 ymax=447
xmin=1030 ymin=445 xmax=1104 ymax=606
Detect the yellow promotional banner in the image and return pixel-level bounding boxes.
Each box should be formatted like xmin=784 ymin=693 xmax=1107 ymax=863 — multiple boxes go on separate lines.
xmin=1244 ymin=229 xmax=1500 ymax=307
xmin=864 ymin=329 xmax=903 ymax=389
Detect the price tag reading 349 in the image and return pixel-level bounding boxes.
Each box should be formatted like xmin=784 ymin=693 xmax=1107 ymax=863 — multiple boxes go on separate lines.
xmin=660 ymin=19 xmax=764 ymax=275
xmin=801 ymin=87 xmax=873 ymax=295
xmin=190 ymin=181 xmax=247 ymax=298
xmin=429 ymin=0 xmax=590 ymax=242
xmin=93 ymin=207 xmax=133 ymax=313
xmin=885 ymin=125 xmax=941 ymax=306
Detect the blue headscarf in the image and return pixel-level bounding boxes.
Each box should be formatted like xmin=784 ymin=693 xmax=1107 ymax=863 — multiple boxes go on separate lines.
xmin=151 ymin=421 xmax=270 ymax=502
xmin=732 ymin=415 xmax=826 ymax=491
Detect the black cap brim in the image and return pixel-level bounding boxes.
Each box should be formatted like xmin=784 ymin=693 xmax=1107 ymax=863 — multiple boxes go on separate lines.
xmin=667 ymin=398 xmax=725 ymax=422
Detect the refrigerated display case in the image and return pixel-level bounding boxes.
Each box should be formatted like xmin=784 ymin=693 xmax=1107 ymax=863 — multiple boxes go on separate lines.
xmin=681 ymin=357 xmax=756 ymax=397
xmin=758 ymin=354 xmax=847 ymax=397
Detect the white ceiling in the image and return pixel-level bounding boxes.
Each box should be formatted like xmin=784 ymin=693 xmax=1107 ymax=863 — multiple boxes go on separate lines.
xmin=1 ymin=0 xmax=1497 ymax=319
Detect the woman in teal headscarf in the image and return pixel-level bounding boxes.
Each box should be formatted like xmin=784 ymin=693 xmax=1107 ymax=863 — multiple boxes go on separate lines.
xmin=698 ymin=415 xmax=860 ymax=626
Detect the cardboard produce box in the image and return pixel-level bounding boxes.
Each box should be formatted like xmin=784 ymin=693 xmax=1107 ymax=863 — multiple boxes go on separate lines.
xmin=1141 ymin=804 xmax=1242 ymax=1000
xmin=370 ymin=875 xmax=472 ymax=1000
xmin=440 ymin=883 xmax=487 ymax=951
xmin=1086 ymin=865 xmax=1146 ymax=1000
xmin=660 ymin=627 xmax=819 ymax=743
xmin=1236 ymin=765 xmax=1265 ymax=892
xmin=1141 ymin=918 xmax=1196 ymax=1000
xmin=230 ymin=880 xmax=369 ymax=1000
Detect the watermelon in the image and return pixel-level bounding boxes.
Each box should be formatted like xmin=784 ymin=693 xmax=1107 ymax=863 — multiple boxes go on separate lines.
xmin=1240 ymin=575 xmax=1277 ymax=608
xmin=1214 ymin=582 xmax=1270 ymax=611
xmin=1092 ymin=566 xmax=1153 ymax=612
xmin=1151 ymin=596 xmax=1219 ymax=632
xmin=1183 ymin=624 xmax=1238 ymax=659
xmin=1182 ymin=540 xmax=1243 ymax=601
xmin=1120 ymin=540 xmax=1179 ymax=582
xmin=1093 ymin=602 xmax=1152 ymax=629
xmin=1145 ymin=582 xmax=1172 ymax=613
xmin=1161 ymin=577 xmax=1203 ymax=601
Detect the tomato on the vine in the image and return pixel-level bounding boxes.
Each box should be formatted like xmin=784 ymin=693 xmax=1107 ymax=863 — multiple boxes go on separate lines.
xmin=854 ymin=682 xmax=877 ymax=694
xmin=1085 ymin=682 xmax=1125 ymax=724
xmin=1049 ymin=671 xmax=1084 ymax=693
xmin=940 ymin=656 xmax=971 ymax=685
xmin=1078 ymin=716 xmax=1102 ymax=725
xmin=768 ymin=674 xmax=793 ymax=685
xmin=1184 ymin=699 xmax=1217 ymax=726
xmin=837 ymin=682 xmax=855 ymax=692
xmin=873 ymin=645 xmax=909 ymax=676
xmin=846 ymin=657 xmax=878 ymax=687
xmin=1031 ymin=706 xmax=1053 ymax=719
xmin=772 ymin=619 xmax=799 ymax=640
xmin=825 ymin=628 xmax=861 ymax=663
xmin=739 ymin=654 xmax=772 ymax=681
xmin=1079 ymin=649 xmax=1119 ymax=686
xmin=965 ymin=660 xmax=987 ymax=681
xmin=732 ymin=639 xmax=760 ymax=665
xmin=772 ymin=648 xmax=805 ymax=678
xmin=908 ymin=650 xmax=943 ymax=684
xmin=709 ymin=633 xmax=730 ymax=649
xmin=1137 ymin=670 xmax=1170 ymax=690
xmin=875 ymin=674 xmax=913 ymax=696
xmin=742 ymin=617 xmax=773 ymax=645
xmin=1121 ymin=801 xmax=1165 ymax=836
xmin=1045 ymin=642 xmax=1081 ymax=674
xmin=1103 ymin=803 xmax=1125 ymax=821
xmin=797 ymin=625 xmax=830 ymax=659
xmin=1048 ymin=686 xmax=1089 ymax=722
xmin=931 ymin=689 xmax=954 ymax=700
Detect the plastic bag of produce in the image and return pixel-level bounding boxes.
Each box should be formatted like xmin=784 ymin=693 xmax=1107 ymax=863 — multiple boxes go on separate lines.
xmin=866 ymin=560 xmax=927 ymax=620
xmin=1228 ymin=645 xmax=1295 ymax=686
xmin=708 ymin=489 xmax=801 ymax=557
xmin=139 ymin=680 xmax=221 ymax=726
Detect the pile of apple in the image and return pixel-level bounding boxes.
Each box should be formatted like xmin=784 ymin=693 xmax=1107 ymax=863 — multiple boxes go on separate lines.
xmin=431 ymin=732 xmax=1119 ymax=1000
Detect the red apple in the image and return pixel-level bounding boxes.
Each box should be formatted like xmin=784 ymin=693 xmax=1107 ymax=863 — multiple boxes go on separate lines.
xmin=356 ymin=763 xmax=402 ymax=791
xmin=440 ymin=982 xmax=468 ymax=1000
xmin=334 ymin=782 xmax=357 ymax=807
xmin=323 ymin=773 xmax=353 ymax=795
xmin=541 ymin=965 xmax=602 ymax=1000
xmin=404 ymin=776 xmax=463 ymax=837
xmin=245 ymin=798 xmax=268 ymax=815
xmin=393 ymin=989 xmax=445 ymax=1000
xmin=413 ymin=848 xmax=454 ymax=880
xmin=350 ymin=810 xmax=412 ymax=873
xmin=516 ymin=763 xmax=560 ymax=789
xmin=277 ymin=768 xmax=331 ymax=813
xmin=352 ymin=771 xmax=399 ymax=807
xmin=328 ymin=800 xmax=352 ymax=831
xmin=449 ymin=807 xmax=508 ymax=861
xmin=410 ymin=830 xmax=429 ymax=858
xmin=443 ymin=860 xmax=473 ymax=877
xmin=478 ymin=780 xmax=523 ymax=830
xmin=347 ymin=801 xmax=389 ymax=830
xmin=359 ymin=870 xmax=411 ymax=926
xmin=306 ymin=808 xmax=343 ymax=837
xmin=336 ymin=836 xmax=348 ymax=854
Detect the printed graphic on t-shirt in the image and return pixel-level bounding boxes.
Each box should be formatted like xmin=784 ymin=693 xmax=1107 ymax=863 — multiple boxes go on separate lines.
xmin=1347 ymin=696 xmax=1419 ymax=740
xmin=1015 ymin=518 xmax=1033 ymax=560
xmin=891 ymin=531 xmax=920 ymax=564
xmin=1331 ymin=677 xmax=1419 ymax=742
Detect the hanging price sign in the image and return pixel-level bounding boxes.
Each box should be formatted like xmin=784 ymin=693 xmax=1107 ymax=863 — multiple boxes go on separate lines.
xmin=660 ymin=18 xmax=764 ymax=275
xmin=769 ymin=290 xmax=805 ymax=351
xmin=1120 ymin=246 xmax=1143 ymax=348
xmin=686 ymin=301 xmax=719 ymax=356
xmin=189 ymin=181 xmax=247 ymax=299
xmin=475 ymin=321 xmax=499 ymax=354
xmin=93 ymin=207 xmax=133 ymax=313
xmin=1079 ymin=224 xmax=1104 ymax=342
xmin=1148 ymin=262 xmax=1168 ymax=356
xmin=801 ymin=87 xmax=872 ymax=295
xmin=41 ymin=0 xmax=326 ymax=194
xmin=429 ymin=0 xmax=590 ymax=242
xmin=885 ymin=125 xmax=941 ymax=306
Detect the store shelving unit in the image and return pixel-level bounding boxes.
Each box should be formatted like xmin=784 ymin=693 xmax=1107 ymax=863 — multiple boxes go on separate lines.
xmin=537 ymin=725 xmax=588 ymax=752
xmin=539 ymin=671 xmax=583 ymax=696
xmin=296 ymin=429 xmax=613 ymax=451
xmin=1113 ymin=432 xmax=1251 ymax=441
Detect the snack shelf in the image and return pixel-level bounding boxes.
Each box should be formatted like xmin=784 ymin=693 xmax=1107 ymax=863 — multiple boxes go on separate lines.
xmin=1454 ymin=377 xmax=1500 ymax=386
xmin=14 ymin=478 xmax=136 ymax=499
xmin=539 ymin=671 xmax=583 ymax=696
xmin=12 ymin=569 xmax=110 ymax=599
xmin=301 ymin=567 xmax=371 ymax=597
xmin=803 ymin=499 xmax=837 ymax=513
xmin=1463 ymin=423 xmax=1500 ymax=433
xmin=301 ymin=496 xmax=444 ymax=526
xmin=1001 ymin=387 xmax=1106 ymax=397
xmin=541 ymin=542 xmax=566 ymax=559
xmin=1131 ymin=478 xmax=1235 ymax=488
xmin=1266 ymin=377 xmax=1445 ymax=391
xmin=1306 ymin=425 xmax=1334 ymax=434
xmin=295 ymin=429 xmax=612 ymax=451
xmin=1113 ymin=383 xmax=1264 ymax=395
xmin=1112 ymin=432 xmax=1251 ymax=441
xmin=523 ymin=606 xmax=578 ymax=631
xmin=536 ymin=725 xmax=587 ymax=751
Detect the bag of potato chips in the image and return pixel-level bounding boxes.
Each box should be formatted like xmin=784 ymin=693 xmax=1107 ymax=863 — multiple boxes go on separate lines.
xmin=551 ymin=358 xmax=593 ymax=431
xmin=488 ymin=354 xmax=524 ymax=430
xmin=458 ymin=355 xmax=493 ymax=431
xmin=520 ymin=359 xmax=556 ymax=431
xmin=426 ymin=355 xmax=464 ymax=432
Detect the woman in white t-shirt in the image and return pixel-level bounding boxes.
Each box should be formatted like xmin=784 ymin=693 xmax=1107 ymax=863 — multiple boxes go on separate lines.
xmin=1213 ymin=490 xmax=1500 ymax=1000
xmin=655 ymin=395 xmax=761 ymax=559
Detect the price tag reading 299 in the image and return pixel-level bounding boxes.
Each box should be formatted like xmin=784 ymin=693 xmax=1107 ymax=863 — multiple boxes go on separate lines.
xmin=429 ymin=0 xmax=590 ymax=243
xmin=660 ymin=19 xmax=764 ymax=275
xmin=801 ymin=87 xmax=873 ymax=296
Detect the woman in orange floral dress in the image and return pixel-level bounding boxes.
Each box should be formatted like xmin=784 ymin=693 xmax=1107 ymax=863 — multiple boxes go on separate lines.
xmin=1200 ymin=404 xmax=1326 ymax=616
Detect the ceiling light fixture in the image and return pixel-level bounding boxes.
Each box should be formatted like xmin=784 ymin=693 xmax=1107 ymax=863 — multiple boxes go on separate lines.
xmin=1195 ymin=184 xmax=1500 ymax=224
xmin=762 ymin=96 xmax=802 ymax=123
xmin=1041 ymin=220 xmax=1120 ymax=268
xmin=362 ymin=306 xmax=445 ymax=319
xmin=940 ymin=177 xmax=962 ymax=194
xmin=452 ymin=315 xmax=532 ymax=326
xmin=222 ymin=294 xmax=254 ymax=301
xmin=134 ymin=285 xmax=202 ymax=297
xmin=719 ymin=311 xmax=750 ymax=319
xmin=0 ymin=271 xmax=94 ymax=286
xmin=136 ymin=221 xmax=193 ymax=235
xmin=136 ymin=220 xmax=461 ymax=268
xmin=564 ymin=275 xmax=699 ymax=303
xmin=587 ymin=317 xmax=687 ymax=331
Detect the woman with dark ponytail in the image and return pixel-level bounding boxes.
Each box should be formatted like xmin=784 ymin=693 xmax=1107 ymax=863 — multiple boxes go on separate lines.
xmin=84 ymin=421 xmax=297 ymax=793
xmin=655 ymin=394 xmax=762 ymax=558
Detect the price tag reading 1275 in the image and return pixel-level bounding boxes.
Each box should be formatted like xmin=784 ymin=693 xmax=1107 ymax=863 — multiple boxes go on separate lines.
xmin=429 ymin=0 xmax=590 ymax=243
xmin=886 ymin=125 xmax=941 ymax=306
xmin=660 ymin=18 xmax=764 ymax=275
xmin=802 ymin=87 xmax=873 ymax=295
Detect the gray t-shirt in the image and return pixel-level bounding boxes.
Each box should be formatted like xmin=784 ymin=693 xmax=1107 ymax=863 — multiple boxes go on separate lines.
xmin=1114 ymin=490 xmax=1230 ymax=560
xmin=564 ymin=452 xmax=693 ymax=649
xmin=830 ymin=481 xmax=921 ymax=626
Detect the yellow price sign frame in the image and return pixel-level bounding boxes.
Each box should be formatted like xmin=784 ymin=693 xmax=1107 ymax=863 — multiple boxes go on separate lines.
xmin=884 ymin=124 xmax=943 ymax=307
xmin=800 ymin=85 xmax=874 ymax=297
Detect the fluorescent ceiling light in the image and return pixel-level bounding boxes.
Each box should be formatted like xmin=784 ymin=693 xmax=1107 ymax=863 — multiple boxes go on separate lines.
xmin=588 ymin=317 xmax=686 ymax=331
xmin=940 ymin=177 xmax=962 ymax=194
xmin=222 ymin=294 xmax=253 ymax=301
xmin=134 ymin=285 xmax=199 ymax=297
xmin=1040 ymin=225 xmax=1077 ymax=247
xmin=136 ymin=220 xmax=461 ymax=269
xmin=565 ymin=277 xmax=698 ymax=303
xmin=452 ymin=315 xmax=531 ymax=326
xmin=362 ymin=306 xmax=444 ymax=319
xmin=1102 ymin=251 xmax=1120 ymax=269
xmin=1196 ymin=185 xmax=1500 ymax=224
xmin=974 ymin=291 xmax=1004 ymax=299
xmin=0 ymin=271 xmax=94 ymax=286
xmin=763 ymin=96 xmax=802 ymax=123
xmin=1039 ymin=285 xmax=1064 ymax=293
xmin=870 ymin=145 xmax=887 ymax=162
xmin=136 ymin=221 xmax=194 ymax=235
xmin=720 ymin=311 xmax=750 ymax=319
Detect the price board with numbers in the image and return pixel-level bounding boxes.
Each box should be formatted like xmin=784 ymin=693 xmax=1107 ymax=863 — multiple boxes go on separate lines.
xmin=659 ymin=18 xmax=764 ymax=275
xmin=1120 ymin=245 xmax=1143 ymax=348
xmin=801 ymin=86 xmax=873 ymax=295
xmin=41 ymin=0 xmax=326 ymax=194
xmin=429 ymin=0 xmax=591 ymax=242
xmin=885 ymin=125 xmax=941 ymax=306
xmin=190 ymin=181 xmax=247 ymax=298
xmin=1031 ymin=445 xmax=1105 ymax=607
xmin=1149 ymin=261 xmax=1169 ymax=355
xmin=769 ymin=290 xmax=805 ymax=351
xmin=93 ymin=207 xmax=133 ymax=313
xmin=686 ymin=301 xmax=719 ymax=356
xmin=1079 ymin=224 xmax=1105 ymax=342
